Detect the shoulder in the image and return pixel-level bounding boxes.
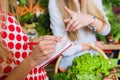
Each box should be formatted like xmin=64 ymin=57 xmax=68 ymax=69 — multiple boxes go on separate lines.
xmin=48 ymin=0 xmax=55 ymax=5
xmin=93 ymin=0 xmax=102 ymax=7
xmin=93 ymin=0 xmax=105 ymax=13
xmin=48 ymin=0 xmax=57 ymax=8
xmin=7 ymin=13 xmax=20 ymax=27
xmin=48 ymin=0 xmax=59 ymax=14
xmin=93 ymin=0 xmax=102 ymax=4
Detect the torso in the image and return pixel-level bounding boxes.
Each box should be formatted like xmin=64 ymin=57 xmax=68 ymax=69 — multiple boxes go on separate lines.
xmin=0 ymin=12 xmax=48 ymax=80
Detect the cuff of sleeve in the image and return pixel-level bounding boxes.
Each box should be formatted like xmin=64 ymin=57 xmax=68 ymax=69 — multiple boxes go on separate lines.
xmin=62 ymin=43 xmax=82 ymax=56
xmin=88 ymin=25 xmax=96 ymax=32
xmin=98 ymin=24 xmax=111 ymax=35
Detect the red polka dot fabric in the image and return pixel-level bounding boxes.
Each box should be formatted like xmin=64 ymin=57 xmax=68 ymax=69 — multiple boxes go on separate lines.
xmin=0 ymin=12 xmax=48 ymax=80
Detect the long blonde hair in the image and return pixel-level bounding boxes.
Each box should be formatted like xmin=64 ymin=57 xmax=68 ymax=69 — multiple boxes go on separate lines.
xmin=56 ymin=0 xmax=107 ymax=41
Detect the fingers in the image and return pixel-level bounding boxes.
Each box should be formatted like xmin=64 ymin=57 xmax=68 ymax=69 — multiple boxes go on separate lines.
xmin=81 ymin=43 xmax=90 ymax=51
xmin=65 ymin=19 xmax=74 ymax=31
xmin=38 ymin=35 xmax=61 ymax=42
xmin=35 ymin=35 xmax=61 ymax=55
xmin=64 ymin=6 xmax=76 ymax=17
xmin=64 ymin=18 xmax=71 ymax=23
xmin=41 ymin=48 xmax=56 ymax=56
xmin=64 ymin=18 xmax=81 ymax=31
xmin=64 ymin=6 xmax=83 ymax=31
xmin=38 ymin=36 xmax=61 ymax=56
xmin=100 ymin=41 xmax=105 ymax=45
xmin=54 ymin=36 xmax=62 ymax=42
xmin=95 ymin=41 xmax=105 ymax=49
xmin=29 ymin=35 xmax=62 ymax=65
xmin=38 ymin=39 xmax=58 ymax=52
xmin=30 ymin=39 xmax=58 ymax=64
xmin=72 ymin=20 xmax=80 ymax=28
xmin=71 ymin=20 xmax=81 ymax=31
xmin=38 ymin=35 xmax=61 ymax=50
xmin=39 ymin=40 xmax=56 ymax=50
xmin=38 ymin=48 xmax=55 ymax=60
xmin=38 ymin=41 xmax=56 ymax=60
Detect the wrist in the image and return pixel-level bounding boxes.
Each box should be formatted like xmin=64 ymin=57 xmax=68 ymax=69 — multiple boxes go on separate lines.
xmin=89 ymin=16 xmax=96 ymax=26
xmin=6 ymin=56 xmax=36 ymax=80
xmin=26 ymin=56 xmax=37 ymax=67
xmin=88 ymin=16 xmax=97 ymax=31
xmin=82 ymin=43 xmax=90 ymax=51
xmin=89 ymin=16 xmax=104 ymax=32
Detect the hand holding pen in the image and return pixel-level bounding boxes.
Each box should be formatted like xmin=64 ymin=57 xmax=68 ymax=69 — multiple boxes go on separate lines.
xmin=26 ymin=36 xmax=61 ymax=46
xmin=26 ymin=35 xmax=61 ymax=66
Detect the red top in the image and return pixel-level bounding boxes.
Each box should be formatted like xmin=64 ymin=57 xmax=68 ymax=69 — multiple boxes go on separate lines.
xmin=0 ymin=10 xmax=48 ymax=80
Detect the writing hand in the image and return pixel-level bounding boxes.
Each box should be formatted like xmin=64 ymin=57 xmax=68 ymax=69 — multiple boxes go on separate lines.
xmin=29 ymin=35 xmax=61 ymax=66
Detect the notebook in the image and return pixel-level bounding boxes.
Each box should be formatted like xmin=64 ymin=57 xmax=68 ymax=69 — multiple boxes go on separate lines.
xmin=39 ymin=37 xmax=72 ymax=67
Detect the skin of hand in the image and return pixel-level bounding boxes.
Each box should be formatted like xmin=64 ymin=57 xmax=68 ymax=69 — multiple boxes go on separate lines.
xmin=81 ymin=43 xmax=91 ymax=51
xmin=28 ymin=35 xmax=61 ymax=66
xmin=81 ymin=41 xmax=105 ymax=51
xmin=94 ymin=41 xmax=105 ymax=49
xmin=4 ymin=36 xmax=61 ymax=80
xmin=64 ymin=6 xmax=94 ymax=32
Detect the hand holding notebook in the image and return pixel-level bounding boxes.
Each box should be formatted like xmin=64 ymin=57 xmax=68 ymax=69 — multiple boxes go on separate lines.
xmin=39 ymin=37 xmax=72 ymax=67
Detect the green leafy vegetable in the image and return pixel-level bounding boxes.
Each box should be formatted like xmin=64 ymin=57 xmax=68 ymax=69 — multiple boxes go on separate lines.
xmin=52 ymin=53 xmax=113 ymax=80
xmin=102 ymin=0 xmax=120 ymax=43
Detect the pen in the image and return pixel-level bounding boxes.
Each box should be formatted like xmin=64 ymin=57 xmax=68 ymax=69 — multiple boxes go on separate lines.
xmin=25 ymin=42 xmax=39 ymax=46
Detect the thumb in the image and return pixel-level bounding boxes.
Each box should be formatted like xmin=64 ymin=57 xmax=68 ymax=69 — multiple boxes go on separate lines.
xmin=64 ymin=18 xmax=71 ymax=23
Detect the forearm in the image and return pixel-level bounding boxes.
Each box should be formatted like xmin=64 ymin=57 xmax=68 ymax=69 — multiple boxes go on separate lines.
xmin=81 ymin=43 xmax=90 ymax=51
xmin=5 ymin=57 xmax=36 ymax=80
xmin=88 ymin=15 xmax=104 ymax=32
xmin=93 ymin=18 xmax=104 ymax=32
xmin=89 ymin=15 xmax=110 ymax=35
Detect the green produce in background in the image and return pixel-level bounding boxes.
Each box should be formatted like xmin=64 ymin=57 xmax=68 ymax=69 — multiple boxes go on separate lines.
xmin=18 ymin=0 xmax=27 ymax=5
xmin=100 ymin=0 xmax=120 ymax=43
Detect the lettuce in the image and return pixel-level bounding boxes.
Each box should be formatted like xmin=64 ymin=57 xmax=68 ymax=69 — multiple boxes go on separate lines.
xmin=52 ymin=53 xmax=113 ymax=80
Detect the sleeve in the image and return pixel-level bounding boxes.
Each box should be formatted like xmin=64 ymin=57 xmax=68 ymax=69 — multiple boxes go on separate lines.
xmin=48 ymin=0 xmax=82 ymax=56
xmin=93 ymin=0 xmax=111 ymax=36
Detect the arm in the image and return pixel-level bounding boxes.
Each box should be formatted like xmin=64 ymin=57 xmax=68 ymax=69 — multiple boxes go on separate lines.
xmin=63 ymin=0 xmax=110 ymax=36
xmin=5 ymin=35 xmax=61 ymax=80
xmin=5 ymin=56 xmax=34 ymax=80
xmin=48 ymin=0 xmax=86 ymax=56
xmin=48 ymin=0 xmax=66 ymax=37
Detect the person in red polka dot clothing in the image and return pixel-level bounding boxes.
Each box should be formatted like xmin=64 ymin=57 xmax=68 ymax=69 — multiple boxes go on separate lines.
xmin=0 ymin=0 xmax=61 ymax=80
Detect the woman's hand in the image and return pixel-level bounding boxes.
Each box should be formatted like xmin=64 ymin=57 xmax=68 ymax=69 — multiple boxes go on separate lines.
xmin=64 ymin=7 xmax=94 ymax=32
xmin=94 ymin=41 xmax=105 ymax=49
xmin=28 ymin=35 xmax=61 ymax=66
xmin=81 ymin=43 xmax=91 ymax=51
xmin=81 ymin=41 xmax=105 ymax=51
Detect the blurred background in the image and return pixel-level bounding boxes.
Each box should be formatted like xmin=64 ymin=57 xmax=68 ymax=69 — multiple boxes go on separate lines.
xmin=15 ymin=0 xmax=120 ymax=44
xmin=15 ymin=0 xmax=120 ymax=79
